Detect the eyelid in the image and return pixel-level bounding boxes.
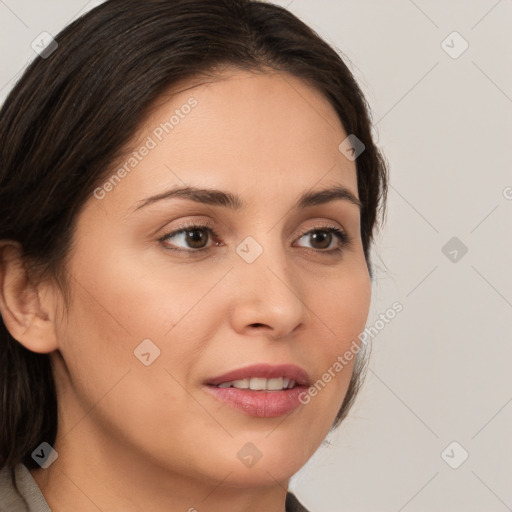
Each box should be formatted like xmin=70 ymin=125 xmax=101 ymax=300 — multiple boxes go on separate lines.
xmin=295 ymin=221 xmax=345 ymax=238
xmin=294 ymin=222 xmax=351 ymax=251
xmin=158 ymin=219 xmax=221 ymax=254
xmin=158 ymin=219 xmax=350 ymax=254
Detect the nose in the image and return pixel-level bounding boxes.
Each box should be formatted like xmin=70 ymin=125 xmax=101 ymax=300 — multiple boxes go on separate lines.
xmin=228 ymin=240 xmax=309 ymax=340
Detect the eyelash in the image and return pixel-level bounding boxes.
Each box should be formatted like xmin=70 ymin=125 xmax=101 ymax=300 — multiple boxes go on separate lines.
xmin=158 ymin=220 xmax=350 ymax=256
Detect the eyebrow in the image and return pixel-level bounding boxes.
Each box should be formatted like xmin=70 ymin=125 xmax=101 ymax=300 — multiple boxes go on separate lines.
xmin=133 ymin=184 xmax=363 ymax=212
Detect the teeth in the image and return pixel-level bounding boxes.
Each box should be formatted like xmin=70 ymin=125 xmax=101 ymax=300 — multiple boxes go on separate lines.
xmin=216 ymin=377 xmax=296 ymax=390
xmin=232 ymin=378 xmax=249 ymax=389
xmin=266 ymin=377 xmax=284 ymax=391
xmin=249 ymin=377 xmax=267 ymax=390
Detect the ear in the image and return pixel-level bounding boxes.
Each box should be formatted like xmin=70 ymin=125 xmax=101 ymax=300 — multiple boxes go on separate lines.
xmin=0 ymin=241 xmax=60 ymax=353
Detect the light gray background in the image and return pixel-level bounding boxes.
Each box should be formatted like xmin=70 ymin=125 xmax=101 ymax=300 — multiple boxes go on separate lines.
xmin=1 ymin=1 xmax=511 ymax=511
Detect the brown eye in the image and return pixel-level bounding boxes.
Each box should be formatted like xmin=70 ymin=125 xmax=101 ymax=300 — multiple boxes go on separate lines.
xmin=181 ymin=228 xmax=209 ymax=249
xmin=295 ymin=227 xmax=348 ymax=252
xmin=159 ymin=224 xmax=218 ymax=252
xmin=308 ymin=231 xmax=333 ymax=250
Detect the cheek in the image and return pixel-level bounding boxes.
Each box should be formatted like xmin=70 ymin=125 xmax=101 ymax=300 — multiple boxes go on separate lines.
xmin=57 ymin=242 xmax=222 ymax=405
xmin=65 ymin=237 xmax=205 ymax=340
xmin=314 ymin=265 xmax=372 ymax=352
xmin=301 ymin=264 xmax=371 ymax=407
xmin=54 ymin=255 xmax=211 ymax=458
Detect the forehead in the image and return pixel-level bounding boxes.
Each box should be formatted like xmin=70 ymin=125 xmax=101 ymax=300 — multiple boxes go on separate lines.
xmin=95 ymin=68 xmax=358 ymax=214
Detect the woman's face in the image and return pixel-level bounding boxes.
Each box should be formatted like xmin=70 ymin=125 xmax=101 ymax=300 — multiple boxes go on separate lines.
xmin=48 ymin=69 xmax=371 ymax=489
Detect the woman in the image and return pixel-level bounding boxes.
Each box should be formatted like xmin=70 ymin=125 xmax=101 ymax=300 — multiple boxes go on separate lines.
xmin=0 ymin=0 xmax=388 ymax=510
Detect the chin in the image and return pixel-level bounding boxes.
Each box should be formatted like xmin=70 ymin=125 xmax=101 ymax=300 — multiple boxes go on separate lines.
xmin=212 ymin=435 xmax=317 ymax=488
xmin=215 ymin=460 xmax=303 ymax=489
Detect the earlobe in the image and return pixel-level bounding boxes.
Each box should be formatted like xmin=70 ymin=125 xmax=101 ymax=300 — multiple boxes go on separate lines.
xmin=0 ymin=241 xmax=59 ymax=354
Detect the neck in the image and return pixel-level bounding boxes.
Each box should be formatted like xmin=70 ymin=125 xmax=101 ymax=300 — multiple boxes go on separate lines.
xmin=29 ymin=426 xmax=290 ymax=512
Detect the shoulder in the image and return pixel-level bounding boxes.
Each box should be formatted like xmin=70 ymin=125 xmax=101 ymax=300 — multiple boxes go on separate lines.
xmin=286 ymin=491 xmax=311 ymax=512
xmin=1 ymin=464 xmax=309 ymax=512
xmin=0 ymin=463 xmax=51 ymax=512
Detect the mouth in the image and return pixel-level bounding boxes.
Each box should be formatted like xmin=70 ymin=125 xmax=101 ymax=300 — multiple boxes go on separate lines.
xmin=216 ymin=376 xmax=298 ymax=390
xmin=203 ymin=364 xmax=311 ymax=418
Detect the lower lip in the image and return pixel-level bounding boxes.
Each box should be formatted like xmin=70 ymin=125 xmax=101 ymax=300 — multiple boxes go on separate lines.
xmin=204 ymin=385 xmax=307 ymax=418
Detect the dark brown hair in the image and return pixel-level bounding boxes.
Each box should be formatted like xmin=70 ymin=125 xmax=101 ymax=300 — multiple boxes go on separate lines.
xmin=0 ymin=0 xmax=388 ymax=475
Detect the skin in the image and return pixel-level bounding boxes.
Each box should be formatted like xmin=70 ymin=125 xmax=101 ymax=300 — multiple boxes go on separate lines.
xmin=0 ymin=68 xmax=371 ymax=511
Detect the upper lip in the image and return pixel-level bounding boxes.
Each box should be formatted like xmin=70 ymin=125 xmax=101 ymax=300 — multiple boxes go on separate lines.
xmin=205 ymin=364 xmax=310 ymax=387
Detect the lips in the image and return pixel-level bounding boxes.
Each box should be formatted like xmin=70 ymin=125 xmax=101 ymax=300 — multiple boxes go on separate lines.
xmin=205 ymin=363 xmax=310 ymax=387
xmin=203 ymin=364 xmax=311 ymax=418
